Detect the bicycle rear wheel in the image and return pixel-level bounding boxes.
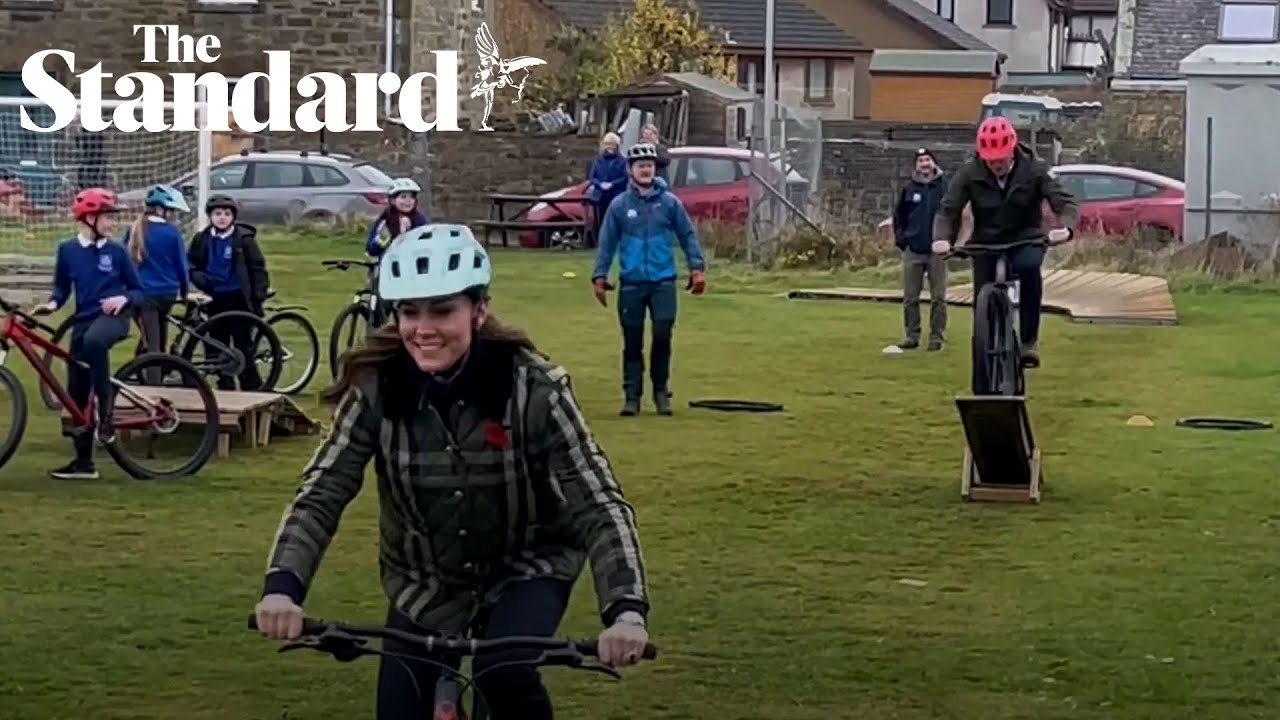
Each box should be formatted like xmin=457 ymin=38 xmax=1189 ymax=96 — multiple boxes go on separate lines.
xmin=176 ymin=310 xmax=284 ymax=392
xmin=972 ymin=284 xmax=1023 ymax=396
xmin=0 ymin=366 xmax=29 ymax=471
xmin=266 ymin=311 xmax=320 ymax=395
xmin=328 ymin=303 xmax=371 ymax=379
xmin=105 ymin=353 xmax=220 ymax=479
xmin=38 ymin=316 xmax=74 ymax=411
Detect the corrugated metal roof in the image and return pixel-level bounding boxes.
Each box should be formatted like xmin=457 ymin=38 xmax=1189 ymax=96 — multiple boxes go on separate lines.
xmin=540 ymin=0 xmax=863 ymax=51
xmin=870 ymin=49 xmax=999 ymax=74
xmin=1069 ymin=0 xmax=1118 ymax=12
xmin=664 ymin=72 xmax=758 ymax=100
xmin=874 ymin=0 xmax=996 ymax=52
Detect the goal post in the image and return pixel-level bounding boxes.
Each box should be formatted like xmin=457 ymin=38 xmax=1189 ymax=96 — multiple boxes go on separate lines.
xmin=0 ymin=96 xmax=212 ymax=257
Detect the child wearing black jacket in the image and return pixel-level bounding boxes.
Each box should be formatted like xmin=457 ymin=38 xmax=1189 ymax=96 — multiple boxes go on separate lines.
xmin=186 ymin=195 xmax=271 ymax=391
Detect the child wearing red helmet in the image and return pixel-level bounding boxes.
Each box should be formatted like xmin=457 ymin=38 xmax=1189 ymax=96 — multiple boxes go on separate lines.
xmin=33 ymin=188 xmax=143 ymax=479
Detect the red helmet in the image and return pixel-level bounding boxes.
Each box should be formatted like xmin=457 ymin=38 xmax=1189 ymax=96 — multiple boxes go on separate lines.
xmin=976 ymin=116 xmax=1018 ymax=161
xmin=71 ymin=188 xmax=119 ymax=220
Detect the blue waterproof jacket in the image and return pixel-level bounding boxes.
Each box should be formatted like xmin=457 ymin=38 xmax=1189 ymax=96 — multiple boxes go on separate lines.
xmin=591 ymin=178 xmax=706 ymax=284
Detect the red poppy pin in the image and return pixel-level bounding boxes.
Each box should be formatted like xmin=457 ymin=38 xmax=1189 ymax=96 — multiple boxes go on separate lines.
xmin=483 ymin=421 xmax=511 ymax=450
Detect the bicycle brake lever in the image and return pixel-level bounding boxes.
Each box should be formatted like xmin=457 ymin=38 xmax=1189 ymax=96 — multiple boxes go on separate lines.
xmin=279 ymin=634 xmax=370 ymax=663
xmin=536 ymin=649 xmax=624 ymax=680
xmin=572 ymin=662 xmax=623 ymax=680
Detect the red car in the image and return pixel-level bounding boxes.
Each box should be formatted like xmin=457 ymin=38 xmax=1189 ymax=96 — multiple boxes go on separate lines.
xmin=878 ymin=164 xmax=1185 ymax=243
xmin=520 ymin=146 xmax=804 ymax=248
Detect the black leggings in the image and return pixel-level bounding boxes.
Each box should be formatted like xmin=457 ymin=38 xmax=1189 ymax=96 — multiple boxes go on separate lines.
xmin=375 ymin=578 xmax=572 ymax=720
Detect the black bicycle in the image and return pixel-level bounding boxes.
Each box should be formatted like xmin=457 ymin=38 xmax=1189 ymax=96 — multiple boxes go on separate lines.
xmin=247 ymin=615 xmax=657 ymax=720
xmin=948 ymin=238 xmax=1047 ymax=397
xmin=38 ymin=296 xmax=283 ymax=410
xmin=322 ymin=259 xmax=386 ymax=379
xmin=261 ymin=290 xmax=320 ymax=396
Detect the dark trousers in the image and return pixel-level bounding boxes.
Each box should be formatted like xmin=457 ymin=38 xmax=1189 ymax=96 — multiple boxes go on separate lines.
xmin=205 ymin=291 xmax=263 ymax=391
xmin=901 ymin=249 xmax=947 ymax=342
xmin=375 ymin=578 xmax=572 ymax=720
xmin=67 ymin=314 xmax=130 ymax=456
xmin=134 ymin=295 xmax=175 ymax=355
xmin=617 ymin=280 xmax=677 ymax=401
xmin=970 ymin=244 xmax=1045 ymax=347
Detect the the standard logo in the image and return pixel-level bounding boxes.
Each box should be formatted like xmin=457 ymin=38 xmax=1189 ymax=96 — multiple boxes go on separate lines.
xmin=19 ymin=22 xmax=545 ymax=134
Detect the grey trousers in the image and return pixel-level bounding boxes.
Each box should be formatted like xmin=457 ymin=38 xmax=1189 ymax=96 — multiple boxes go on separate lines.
xmin=902 ymin=249 xmax=947 ymax=342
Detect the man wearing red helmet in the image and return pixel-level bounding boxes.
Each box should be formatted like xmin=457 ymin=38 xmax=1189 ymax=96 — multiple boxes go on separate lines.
xmin=33 ymin=188 xmax=143 ymax=479
xmin=931 ymin=116 xmax=1078 ymax=368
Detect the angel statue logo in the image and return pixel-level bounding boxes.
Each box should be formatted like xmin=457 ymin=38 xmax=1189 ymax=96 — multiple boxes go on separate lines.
xmin=469 ymin=22 xmax=547 ymax=131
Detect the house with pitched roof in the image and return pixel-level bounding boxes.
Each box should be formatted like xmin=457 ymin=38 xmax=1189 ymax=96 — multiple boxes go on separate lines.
xmin=1112 ymin=0 xmax=1277 ymax=87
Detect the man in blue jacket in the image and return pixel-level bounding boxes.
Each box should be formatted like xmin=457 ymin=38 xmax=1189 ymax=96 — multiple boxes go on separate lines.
xmin=591 ymin=143 xmax=706 ymax=417
xmin=892 ymin=148 xmax=949 ymax=351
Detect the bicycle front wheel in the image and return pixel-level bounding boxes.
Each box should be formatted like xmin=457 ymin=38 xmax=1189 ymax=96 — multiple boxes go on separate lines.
xmin=37 ymin=316 xmax=74 ymax=411
xmin=972 ymin=284 xmax=1022 ymax=396
xmin=0 ymin=366 xmax=29 ymax=471
xmin=328 ymin=303 xmax=371 ymax=379
xmin=177 ymin=310 xmax=284 ymax=393
xmin=105 ymin=353 xmax=221 ymax=479
xmin=267 ymin=311 xmax=320 ymax=395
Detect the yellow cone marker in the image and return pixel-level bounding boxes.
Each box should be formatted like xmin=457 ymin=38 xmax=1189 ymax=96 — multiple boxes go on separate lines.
xmin=1126 ymin=415 xmax=1154 ymax=427
xmin=562 ymin=271 xmax=577 ymax=279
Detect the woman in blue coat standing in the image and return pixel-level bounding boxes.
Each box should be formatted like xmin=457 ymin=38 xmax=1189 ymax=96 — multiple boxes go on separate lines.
xmin=587 ymin=132 xmax=628 ymax=243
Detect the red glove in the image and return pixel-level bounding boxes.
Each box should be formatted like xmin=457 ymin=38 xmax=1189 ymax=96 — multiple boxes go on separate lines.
xmin=592 ymin=278 xmax=613 ymax=307
xmin=687 ymin=270 xmax=706 ymax=295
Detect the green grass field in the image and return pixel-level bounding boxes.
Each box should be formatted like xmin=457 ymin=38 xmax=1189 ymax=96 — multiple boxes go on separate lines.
xmin=2 ymin=232 xmax=1280 ymax=719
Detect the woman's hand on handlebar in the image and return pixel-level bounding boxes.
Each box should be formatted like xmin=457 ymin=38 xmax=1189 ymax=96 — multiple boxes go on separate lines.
xmin=255 ymin=593 xmax=306 ymax=640
xmin=1047 ymin=227 xmax=1072 ymax=245
xmin=597 ymin=611 xmax=650 ymax=668
xmin=931 ymin=240 xmax=950 ymax=255
xmin=30 ymin=301 xmax=55 ymax=316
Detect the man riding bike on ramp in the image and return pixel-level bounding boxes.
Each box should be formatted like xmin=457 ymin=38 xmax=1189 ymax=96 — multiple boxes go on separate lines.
xmin=931 ymin=116 xmax=1079 ymax=371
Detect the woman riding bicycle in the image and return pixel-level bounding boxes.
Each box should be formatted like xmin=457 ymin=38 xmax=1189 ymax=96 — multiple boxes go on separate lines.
xmin=124 ymin=184 xmax=190 ymax=360
xmin=254 ymin=225 xmax=651 ymax=720
xmin=931 ymin=116 xmax=1078 ymax=368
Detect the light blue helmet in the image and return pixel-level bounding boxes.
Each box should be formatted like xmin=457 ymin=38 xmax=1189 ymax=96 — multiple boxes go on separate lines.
xmin=144 ymin=184 xmax=190 ymax=212
xmin=377 ymin=224 xmax=492 ymax=302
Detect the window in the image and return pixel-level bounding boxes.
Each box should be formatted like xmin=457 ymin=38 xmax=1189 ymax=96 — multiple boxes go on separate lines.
xmin=1219 ymin=2 xmax=1279 ymax=42
xmin=804 ymin=59 xmax=834 ymax=105
xmin=1068 ymin=13 xmax=1116 ymax=41
xmin=936 ymin=0 xmax=954 ymax=21
xmin=1134 ymin=181 xmax=1162 ymax=198
xmin=682 ymin=157 xmax=739 ymax=187
xmin=209 ymin=162 xmax=249 ymax=189
xmin=986 ymin=0 xmax=1013 ymax=25
xmin=1059 ymin=173 xmax=1139 ymax=201
xmin=738 ymin=57 xmax=762 ymax=95
xmin=308 ymin=165 xmax=348 ymax=187
xmin=250 ymin=162 xmax=306 ymax=187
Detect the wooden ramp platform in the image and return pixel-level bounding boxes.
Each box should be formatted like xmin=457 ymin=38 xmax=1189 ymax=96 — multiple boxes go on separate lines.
xmin=956 ymin=396 xmax=1042 ymax=503
xmin=787 ymin=269 xmax=1177 ymax=325
xmin=63 ymin=388 xmax=321 ymax=459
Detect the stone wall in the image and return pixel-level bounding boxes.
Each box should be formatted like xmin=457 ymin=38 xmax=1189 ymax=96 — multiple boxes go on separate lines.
xmin=1056 ymin=89 xmax=1186 ymax=180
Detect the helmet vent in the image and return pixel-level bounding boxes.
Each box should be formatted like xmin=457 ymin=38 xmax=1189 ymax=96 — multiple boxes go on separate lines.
xmin=448 ymin=253 xmax=461 ymax=271
xmin=416 ymin=257 xmax=430 ymax=274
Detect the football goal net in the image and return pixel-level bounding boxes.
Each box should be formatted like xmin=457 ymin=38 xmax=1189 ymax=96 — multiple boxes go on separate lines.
xmin=0 ymin=96 xmax=212 ymax=257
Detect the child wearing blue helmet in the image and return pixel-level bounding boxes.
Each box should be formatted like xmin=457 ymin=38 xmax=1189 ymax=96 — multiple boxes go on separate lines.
xmin=124 ymin=184 xmax=191 ymax=359
xmin=254 ymin=225 xmax=653 ymax=720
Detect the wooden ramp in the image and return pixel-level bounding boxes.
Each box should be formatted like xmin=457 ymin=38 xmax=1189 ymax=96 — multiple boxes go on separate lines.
xmin=64 ymin=388 xmax=321 ymax=459
xmin=956 ymin=396 xmax=1042 ymax=503
xmin=787 ymin=269 xmax=1177 ymax=325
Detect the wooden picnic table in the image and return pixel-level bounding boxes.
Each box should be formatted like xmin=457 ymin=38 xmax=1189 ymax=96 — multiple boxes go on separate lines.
xmin=473 ymin=192 xmax=595 ymax=249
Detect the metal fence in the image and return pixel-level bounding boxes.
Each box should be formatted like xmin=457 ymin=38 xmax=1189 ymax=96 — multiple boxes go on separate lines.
xmin=743 ymin=95 xmax=824 ymax=265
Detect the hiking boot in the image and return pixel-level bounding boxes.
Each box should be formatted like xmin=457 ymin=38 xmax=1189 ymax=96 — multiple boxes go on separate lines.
xmin=897 ymin=338 xmax=920 ymax=350
xmin=49 ymin=459 xmax=98 ymax=481
xmin=653 ymin=390 xmax=672 ymax=416
xmin=1020 ymin=341 xmax=1040 ymax=368
xmin=619 ymin=399 xmax=640 ymax=417
xmin=927 ymin=338 xmax=944 ymax=352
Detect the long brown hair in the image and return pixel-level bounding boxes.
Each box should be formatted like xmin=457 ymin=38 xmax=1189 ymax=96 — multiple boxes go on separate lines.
xmin=321 ymin=313 xmax=539 ymax=405
xmin=128 ymin=212 xmax=151 ymax=264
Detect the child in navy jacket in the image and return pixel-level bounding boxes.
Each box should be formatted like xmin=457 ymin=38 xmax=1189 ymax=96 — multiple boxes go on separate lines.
xmin=366 ymin=178 xmax=429 ymax=257
xmin=34 ymin=188 xmax=142 ymax=479
xmin=124 ymin=185 xmax=191 ymax=358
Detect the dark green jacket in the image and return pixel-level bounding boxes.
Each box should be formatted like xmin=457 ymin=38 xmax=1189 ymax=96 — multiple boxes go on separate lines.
xmin=932 ymin=144 xmax=1079 ymax=246
xmin=264 ymin=339 xmax=649 ymax=632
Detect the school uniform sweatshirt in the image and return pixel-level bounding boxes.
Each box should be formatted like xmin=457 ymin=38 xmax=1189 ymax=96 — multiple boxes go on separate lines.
xmin=50 ymin=235 xmax=144 ymax=323
xmin=122 ymin=217 xmax=190 ymax=299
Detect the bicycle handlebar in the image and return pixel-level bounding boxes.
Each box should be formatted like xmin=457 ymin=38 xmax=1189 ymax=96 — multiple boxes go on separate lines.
xmin=946 ymin=238 xmax=1049 ymax=259
xmin=0 ymin=295 xmax=59 ymax=335
xmin=246 ymin=614 xmax=658 ymax=661
xmin=322 ymin=259 xmax=378 ymax=271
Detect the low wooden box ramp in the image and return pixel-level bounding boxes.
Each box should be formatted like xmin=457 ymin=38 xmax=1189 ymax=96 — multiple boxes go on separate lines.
xmin=64 ymin=389 xmax=321 ymax=459
xmin=786 ymin=269 xmax=1178 ymax=325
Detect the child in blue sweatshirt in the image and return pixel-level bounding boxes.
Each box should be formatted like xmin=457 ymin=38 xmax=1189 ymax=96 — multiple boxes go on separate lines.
xmin=34 ymin=188 xmax=143 ymax=479
xmin=366 ymin=177 xmax=429 ymax=257
xmin=124 ymin=185 xmax=191 ymax=358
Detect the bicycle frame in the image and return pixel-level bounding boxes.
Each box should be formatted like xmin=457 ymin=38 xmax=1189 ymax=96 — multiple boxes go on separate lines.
xmin=0 ymin=313 xmax=171 ymax=431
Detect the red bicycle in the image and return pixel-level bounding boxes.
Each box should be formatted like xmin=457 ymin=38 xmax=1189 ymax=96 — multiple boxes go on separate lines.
xmin=0 ymin=295 xmax=221 ymax=479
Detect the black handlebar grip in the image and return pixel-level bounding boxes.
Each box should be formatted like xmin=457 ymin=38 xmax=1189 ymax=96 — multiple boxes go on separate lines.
xmin=246 ymin=613 xmax=328 ymax=636
xmin=573 ymin=641 xmax=658 ymax=660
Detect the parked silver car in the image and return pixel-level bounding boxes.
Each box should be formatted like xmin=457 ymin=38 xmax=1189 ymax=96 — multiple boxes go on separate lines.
xmin=119 ymin=150 xmax=397 ymax=224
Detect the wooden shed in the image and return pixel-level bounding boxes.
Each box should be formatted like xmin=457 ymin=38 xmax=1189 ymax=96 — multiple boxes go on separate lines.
xmin=869 ymin=50 xmax=1000 ymax=123
xmin=601 ymin=72 xmax=757 ymax=147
